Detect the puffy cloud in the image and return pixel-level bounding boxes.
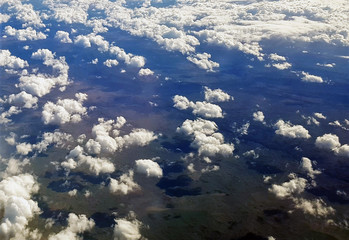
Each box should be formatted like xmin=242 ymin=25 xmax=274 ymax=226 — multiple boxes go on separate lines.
xmin=253 ymin=111 xmax=265 ymax=122
xmin=0 ymin=174 xmax=40 ymax=240
xmin=55 ymin=31 xmax=72 ymax=43
xmin=0 ymin=13 xmax=10 ymax=24
xmin=187 ymin=53 xmax=219 ymax=72
xmin=269 ymin=53 xmax=286 ymax=61
xmin=0 ymin=106 xmax=22 ymax=124
xmin=272 ymin=62 xmax=292 ymax=70
xmin=48 ymin=213 xmax=95 ymax=240
xmin=274 ymin=120 xmax=311 ymax=139
xmin=138 ymin=68 xmax=154 ymax=76
xmin=7 ymin=91 xmax=38 ymax=109
xmin=173 ymin=95 xmax=190 ymax=110
xmin=74 ymin=34 xmax=109 ymax=52
xmin=300 ymin=157 xmax=321 ymax=179
xmin=0 ymin=50 xmax=28 ymax=69
xmin=62 ymin=146 xmax=115 ymax=175
xmin=114 ymin=213 xmax=142 ymax=240
xmin=293 ymin=198 xmax=335 ymax=217
xmin=269 ymin=176 xmax=307 ymax=199
xmin=204 ymin=87 xmax=232 ymax=103
xmin=173 ymin=95 xmax=223 ymax=118
xmin=315 ymin=133 xmax=341 ymax=151
xmin=190 ymin=101 xmax=223 ymax=119
xmin=9 ymin=1 xmax=45 ymax=28
xmin=314 ymin=112 xmax=326 ymax=119
xmin=18 ymin=49 xmax=70 ymax=97
xmin=315 ymin=133 xmax=349 ymax=157
xmin=109 ymin=170 xmax=140 ymax=195
xmin=15 ymin=130 xmax=74 ymax=156
xmin=123 ymin=129 xmax=158 ymax=148
xmin=104 ymin=59 xmax=119 ymax=67
xmin=301 ymin=71 xmax=324 ymax=83
xmin=4 ymin=26 xmax=46 ymax=41
xmin=42 ymin=0 xmax=349 ymax=71
xmin=135 ymin=159 xmax=163 ymax=178
xmin=109 ymin=46 xmax=146 ymax=68
xmin=42 ymin=93 xmax=88 ymax=125
xmin=177 ymin=118 xmax=234 ymax=157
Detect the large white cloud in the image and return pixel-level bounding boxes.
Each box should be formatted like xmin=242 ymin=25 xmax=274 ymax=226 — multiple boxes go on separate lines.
xmin=274 ymin=119 xmax=311 ymax=139
xmin=4 ymin=26 xmax=46 ymax=41
xmin=269 ymin=176 xmax=307 ymax=199
xmin=113 ymin=213 xmax=142 ymax=240
xmin=7 ymin=91 xmax=38 ymax=109
xmin=301 ymin=71 xmax=324 ymax=83
xmin=293 ymin=198 xmax=335 ymax=217
xmin=85 ymin=117 xmax=157 ymax=155
xmin=187 ymin=53 xmax=219 ymax=72
xmin=0 ymin=174 xmax=41 ymax=240
xmin=315 ymin=133 xmax=341 ymax=151
xmin=315 ymin=133 xmax=349 ymax=157
xmin=173 ymin=95 xmax=223 ymax=118
xmin=18 ymin=49 xmax=70 ymax=97
xmin=55 ymin=31 xmax=72 ymax=43
xmin=0 ymin=50 xmax=28 ymax=69
xmin=204 ymin=87 xmax=232 ymax=103
xmin=300 ymin=157 xmax=321 ymax=179
xmin=48 ymin=213 xmax=95 ymax=240
xmin=42 ymin=93 xmax=88 ymax=125
xmin=62 ymin=146 xmax=115 ymax=175
xmin=253 ymin=111 xmax=265 ymax=123
xmin=177 ymin=118 xmax=234 ymax=157
xmin=135 ymin=158 xmax=163 ymax=178
xmin=109 ymin=170 xmax=140 ymax=195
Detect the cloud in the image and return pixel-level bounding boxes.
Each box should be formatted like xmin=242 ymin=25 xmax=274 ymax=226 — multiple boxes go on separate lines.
xmin=301 ymin=71 xmax=324 ymax=83
xmin=300 ymin=157 xmax=321 ymax=179
xmin=86 ymin=117 xmax=156 ymax=155
xmin=0 ymin=174 xmax=40 ymax=240
xmin=177 ymin=118 xmax=234 ymax=157
xmin=109 ymin=46 xmax=146 ymax=68
xmin=314 ymin=113 xmax=326 ymax=119
xmin=9 ymin=1 xmax=45 ymax=28
xmin=204 ymin=87 xmax=232 ymax=103
xmin=274 ymin=120 xmax=311 ymax=139
xmin=315 ymin=133 xmax=341 ymax=151
xmin=62 ymin=145 xmax=115 ymax=175
xmin=104 ymin=59 xmax=119 ymax=67
xmin=55 ymin=31 xmax=72 ymax=43
xmin=187 ymin=53 xmax=219 ymax=72
xmin=0 ymin=13 xmax=10 ymax=24
xmin=293 ymin=198 xmax=335 ymax=217
xmin=135 ymin=158 xmax=163 ymax=178
xmin=269 ymin=53 xmax=286 ymax=61
xmin=269 ymin=176 xmax=307 ymax=199
xmin=109 ymin=170 xmax=140 ymax=195
xmin=42 ymin=93 xmax=88 ymax=125
xmin=18 ymin=49 xmax=70 ymax=97
xmin=253 ymin=111 xmax=265 ymax=122
xmin=48 ymin=213 xmax=95 ymax=240
xmin=173 ymin=95 xmax=223 ymax=118
xmin=272 ymin=62 xmax=292 ymax=70
xmin=113 ymin=213 xmax=142 ymax=240
xmin=4 ymin=26 xmax=46 ymax=41
xmin=123 ymin=128 xmax=158 ymax=148
xmin=0 ymin=50 xmax=29 ymax=69
xmin=74 ymin=34 xmax=109 ymax=52
xmin=7 ymin=91 xmax=38 ymax=109
xmin=138 ymin=68 xmax=154 ymax=76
